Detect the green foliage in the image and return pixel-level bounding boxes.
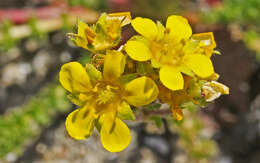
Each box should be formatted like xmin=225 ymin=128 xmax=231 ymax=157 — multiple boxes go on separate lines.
xmin=137 ymin=62 xmax=155 ymax=76
xmin=143 ymin=102 xmax=161 ymax=111
xmin=132 ymin=0 xmax=187 ymax=20
xmin=119 ymin=73 xmax=138 ymax=85
xmin=205 ymin=0 xmax=260 ymax=27
xmin=0 ymin=20 xmax=18 ymax=51
xmin=150 ymin=116 xmax=163 ymax=128
xmin=244 ymin=30 xmax=260 ymax=62
xmin=0 ymin=84 xmax=71 ymax=158
xmin=79 ymin=52 xmax=92 ymax=64
xmin=66 ymin=0 xmax=107 ymax=10
xmin=28 ymin=18 xmax=48 ymax=39
xmin=117 ymin=102 xmax=136 ymax=121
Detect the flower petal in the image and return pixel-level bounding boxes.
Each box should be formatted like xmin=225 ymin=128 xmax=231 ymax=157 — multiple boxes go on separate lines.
xmin=59 ymin=62 xmax=91 ymax=93
xmin=159 ymin=66 xmax=184 ymax=91
xmin=103 ymin=50 xmax=126 ymax=80
xmin=100 ymin=116 xmax=131 ymax=152
xmin=65 ymin=107 xmax=96 ymax=140
xmin=125 ymin=40 xmax=151 ymax=61
xmin=166 ymin=15 xmax=192 ymax=41
xmin=124 ymin=77 xmax=158 ymax=107
xmin=184 ymin=54 xmax=214 ymax=78
xmin=156 ymin=21 xmax=165 ymax=41
xmin=77 ymin=19 xmax=88 ymax=39
xmin=131 ymin=17 xmax=158 ymax=39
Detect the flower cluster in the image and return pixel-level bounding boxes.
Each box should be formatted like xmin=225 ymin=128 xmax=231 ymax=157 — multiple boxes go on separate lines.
xmin=59 ymin=12 xmax=229 ymax=152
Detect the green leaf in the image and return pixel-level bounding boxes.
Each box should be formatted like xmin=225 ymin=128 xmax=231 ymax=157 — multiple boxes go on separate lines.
xmin=180 ymin=101 xmax=197 ymax=111
xmin=177 ymin=66 xmax=195 ymax=77
xmin=67 ymin=94 xmax=84 ymax=107
xmin=150 ymin=116 xmax=162 ymax=128
xmin=86 ymin=64 xmax=102 ymax=82
xmin=188 ymin=79 xmax=202 ymax=98
xmin=137 ymin=62 xmax=155 ymax=75
xmin=119 ymin=73 xmax=138 ymax=84
xmin=213 ymin=50 xmax=221 ymax=55
xmin=143 ymin=102 xmax=161 ymax=110
xmin=117 ymin=102 xmax=135 ymax=120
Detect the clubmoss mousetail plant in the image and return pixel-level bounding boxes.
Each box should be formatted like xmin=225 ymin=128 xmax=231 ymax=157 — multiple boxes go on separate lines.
xmin=60 ymin=12 xmax=229 ymax=152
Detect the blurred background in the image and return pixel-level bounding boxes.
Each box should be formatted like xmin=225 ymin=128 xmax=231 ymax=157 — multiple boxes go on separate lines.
xmin=0 ymin=0 xmax=260 ymax=163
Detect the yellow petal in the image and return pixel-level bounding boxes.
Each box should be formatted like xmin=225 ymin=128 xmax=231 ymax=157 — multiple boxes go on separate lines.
xmin=156 ymin=21 xmax=165 ymax=41
xmin=108 ymin=12 xmax=132 ymax=27
xmin=65 ymin=107 xmax=96 ymax=140
xmin=184 ymin=54 xmax=214 ymax=78
xmin=117 ymin=102 xmax=135 ymax=120
xmin=159 ymin=66 xmax=184 ymax=91
xmin=125 ymin=40 xmax=151 ymax=61
xmin=131 ymin=17 xmax=158 ymax=39
xmin=100 ymin=116 xmax=131 ymax=152
xmin=172 ymin=108 xmax=183 ymax=121
xmin=103 ymin=50 xmax=126 ymax=80
xmin=77 ymin=19 xmax=88 ymax=39
xmin=166 ymin=15 xmax=192 ymax=41
xmin=124 ymin=77 xmax=158 ymax=107
xmin=59 ymin=62 xmax=91 ymax=93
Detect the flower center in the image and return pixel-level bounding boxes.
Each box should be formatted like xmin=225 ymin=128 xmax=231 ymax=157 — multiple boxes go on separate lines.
xmin=96 ymin=85 xmax=117 ymax=104
xmin=151 ymin=38 xmax=185 ymax=67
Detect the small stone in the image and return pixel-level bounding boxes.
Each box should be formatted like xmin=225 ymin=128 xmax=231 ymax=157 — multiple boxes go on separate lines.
xmin=139 ymin=147 xmax=157 ymax=163
xmin=5 ymin=152 xmax=17 ymax=163
xmin=173 ymin=153 xmax=188 ymax=163
xmin=239 ymin=82 xmax=249 ymax=93
xmin=51 ymin=32 xmax=64 ymax=45
xmin=25 ymin=39 xmax=39 ymax=52
xmin=32 ymin=50 xmax=51 ymax=78
xmin=1 ymin=62 xmax=32 ymax=86
xmin=143 ymin=136 xmax=170 ymax=156
xmin=36 ymin=143 xmax=47 ymax=154
xmin=60 ymin=51 xmax=72 ymax=63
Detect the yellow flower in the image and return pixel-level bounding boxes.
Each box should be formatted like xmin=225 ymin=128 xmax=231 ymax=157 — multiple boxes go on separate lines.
xmin=125 ymin=15 xmax=215 ymax=91
xmin=59 ymin=50 xmax=158 ymax=152
xmin=68 ymin=12 xmax=131 ymax=52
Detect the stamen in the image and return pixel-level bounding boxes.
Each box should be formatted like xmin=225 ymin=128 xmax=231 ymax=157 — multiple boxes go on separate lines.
xmin=96 ymin=86 xmax=116 ymax=104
